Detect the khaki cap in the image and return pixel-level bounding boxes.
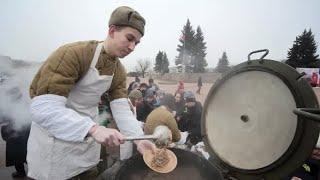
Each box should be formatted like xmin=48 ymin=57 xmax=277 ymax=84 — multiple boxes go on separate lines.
xmin=109 ymin=6 xmax=146 ymax=36
xmin=128 ymin=89 xmax=143 ymax=100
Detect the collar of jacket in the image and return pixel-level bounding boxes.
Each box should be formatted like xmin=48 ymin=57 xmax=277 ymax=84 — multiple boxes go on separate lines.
xmin=100 ymin=41 xmax=118 ymax=63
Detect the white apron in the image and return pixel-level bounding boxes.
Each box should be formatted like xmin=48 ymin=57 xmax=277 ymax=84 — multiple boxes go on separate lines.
xmin=27 ymin=42 xmax=113 ymax=179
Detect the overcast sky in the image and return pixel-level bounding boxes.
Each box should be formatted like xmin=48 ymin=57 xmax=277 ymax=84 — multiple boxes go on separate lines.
xmin=0 ymin=0 xmax=319 ymax=71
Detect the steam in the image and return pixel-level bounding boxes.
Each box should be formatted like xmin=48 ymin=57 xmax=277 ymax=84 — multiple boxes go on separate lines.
xmin=0 ymin=55 xmax=42 ymax=130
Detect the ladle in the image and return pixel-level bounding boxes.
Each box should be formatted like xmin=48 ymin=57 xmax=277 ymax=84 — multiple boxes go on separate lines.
xmin=124 ymin=125 xmax=171 ymax=146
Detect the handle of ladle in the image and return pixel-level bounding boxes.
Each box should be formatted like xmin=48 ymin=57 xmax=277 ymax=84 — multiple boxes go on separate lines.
xmin=123 ymin=135 xmax=156 ymax=141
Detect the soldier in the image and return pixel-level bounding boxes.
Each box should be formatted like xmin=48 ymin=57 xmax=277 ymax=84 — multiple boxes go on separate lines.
xmin=27 ymin=6 xmax=155 ymax=179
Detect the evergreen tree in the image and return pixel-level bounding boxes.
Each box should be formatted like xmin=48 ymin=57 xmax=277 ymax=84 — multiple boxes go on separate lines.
xmin=161 ymin=52 xmax=170 ymax=74
xmin=154 ymin=51 xmax=169 ymax=74
xmin=216 ymin=52 xmax=230 ymax=73
xmin=193 ymin=26 xmax=208 ymax=72
xmin=154 ymin=51 xmax=163 ymax=73
xmin=285 ymin=29 xmax=319 ymax=68
xmin=175 ymin=19 xmax=196 ymax=71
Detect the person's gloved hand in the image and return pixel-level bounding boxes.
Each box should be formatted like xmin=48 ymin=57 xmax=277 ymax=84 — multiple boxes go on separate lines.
xmin=134 ymin=140 xmax=156 ymax=155
xmin=88 ymin=125 xmax=124 ymax=147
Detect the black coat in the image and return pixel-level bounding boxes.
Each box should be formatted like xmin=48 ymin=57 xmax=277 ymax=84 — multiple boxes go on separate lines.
xmin=174 ymin=100 xmax=186 ymax=117
xmin=182 ymin=101 xmax=202 ymax=144
xmin=1 ymin=123 xmax=30 ymax=166
xmin=286 ymin=158 xmax=319 ymax=180
xmin=175 ymin=101 xmax=188 ymax=131
xmin=136 ymin=101 xmax=155 ymax=122
xmin=197 ymin=77 xmax=202 ymax=87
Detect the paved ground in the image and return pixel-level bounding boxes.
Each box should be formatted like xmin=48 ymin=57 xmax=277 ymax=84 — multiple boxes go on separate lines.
xmin=0 ymin=166 xmax=29 ymax=180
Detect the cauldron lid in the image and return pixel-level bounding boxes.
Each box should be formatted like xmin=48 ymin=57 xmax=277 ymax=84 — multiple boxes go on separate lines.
xmin=202 ymin=50 xmax=320 ymax=179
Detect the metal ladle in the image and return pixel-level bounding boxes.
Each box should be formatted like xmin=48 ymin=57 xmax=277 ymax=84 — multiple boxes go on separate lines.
xmin=124 ymin=125 xmax=172 ymax=146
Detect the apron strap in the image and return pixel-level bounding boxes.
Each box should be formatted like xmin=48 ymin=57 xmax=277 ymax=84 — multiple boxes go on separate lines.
xmin=90 ymin=42 xmax=104 ymax=68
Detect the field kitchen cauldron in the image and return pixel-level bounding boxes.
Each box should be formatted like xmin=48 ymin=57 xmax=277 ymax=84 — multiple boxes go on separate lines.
xmin=101 ymin=49 xmax=320 ymax=180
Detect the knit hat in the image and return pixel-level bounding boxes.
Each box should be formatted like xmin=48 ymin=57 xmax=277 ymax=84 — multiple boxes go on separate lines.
xmin=145 ymin=88 xmax=155 ymax=98
xmin=184 ymin=91 xmax=196 ymax=102
xmin=184 ymin=91 xmax=195 ymax=99
xmin=109 ymin=6 xmax=146 ymax=36
xmin=128 ymin=89 xmax=142 ymax=100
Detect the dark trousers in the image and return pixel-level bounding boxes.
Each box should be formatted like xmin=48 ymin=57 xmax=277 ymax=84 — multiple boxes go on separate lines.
xmin=14 ymin=162 xmax=26 ymax=174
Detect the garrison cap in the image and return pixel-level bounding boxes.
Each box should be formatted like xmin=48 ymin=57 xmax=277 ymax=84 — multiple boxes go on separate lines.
xmin=128 ymin=89 xmax=143 ymax=100
xmin=109 ymin=6 xmax=146 ymax=36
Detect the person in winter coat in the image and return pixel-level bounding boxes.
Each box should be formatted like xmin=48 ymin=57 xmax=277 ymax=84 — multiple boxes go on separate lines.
xmin=286 ymin=148 xmax=320 ymax=180
xmin=1 ymin=117 xmax=30 ymax=178
xmin=128 ymin=89 xmax=143 ymax=116
xmin=27 ymin=6 xmax=155 ymax=180
xmin=139 ymin=83 xmax=148 ymax=97
xmin=196 ymin=76 xmax=202 ymax=94
xmin=127 ymin=81 xmax=140 ymax=95
xmin=127 ymin=76 xmax=141 ymax=95
xmin=136 ymin=88 xmax=157 ymax=122
xmin=154 ymin=90 xmax=165 ymax=107
xmin=174 ymin=92 xmax=187 ymax=131
xmin=134 ymin=75 xmax=140 ymax=83
xmin=182 ymin=91 xmax=203 ymax=145
xmin=175 ymin=80 xmax=184 ymax=95
xmin=148 ymin=78 xmax=159 ymax=91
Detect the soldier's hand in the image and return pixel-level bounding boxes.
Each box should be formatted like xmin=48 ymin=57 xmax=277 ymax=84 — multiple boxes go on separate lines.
xmin=89 ymin=125 xmax=124 ymax=147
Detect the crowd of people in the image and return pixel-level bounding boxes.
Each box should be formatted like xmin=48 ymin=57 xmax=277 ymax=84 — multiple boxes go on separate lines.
xmin=100 ymin=76 xmax=203 ymax=148
xmin=129 ymin=77 xmax=202 ymax=145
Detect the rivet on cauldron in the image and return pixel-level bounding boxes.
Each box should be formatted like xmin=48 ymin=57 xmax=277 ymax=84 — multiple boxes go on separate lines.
xmin=240 ymin=115 xmax=249 ymax=122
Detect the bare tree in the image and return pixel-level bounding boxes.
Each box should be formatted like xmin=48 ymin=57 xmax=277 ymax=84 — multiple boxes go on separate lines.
xmin=135 ymin=58 xmax=151 ymax=78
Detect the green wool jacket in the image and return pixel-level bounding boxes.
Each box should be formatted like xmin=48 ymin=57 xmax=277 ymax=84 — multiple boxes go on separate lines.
xmin=30 ymin=40 xmax=127 ymax=101
xmin=144 ymin=107 xmax=181 ymax=142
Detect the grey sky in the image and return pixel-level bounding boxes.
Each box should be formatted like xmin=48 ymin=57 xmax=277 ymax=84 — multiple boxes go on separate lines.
xmin=0 ymin=0 xmax=319 ymax=71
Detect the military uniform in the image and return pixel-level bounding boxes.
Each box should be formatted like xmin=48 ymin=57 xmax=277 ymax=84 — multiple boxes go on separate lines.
xmin=27 ymin=6 xmax=147 ymax=179
xmin=30 ymin=40 xmax=127 ymax=100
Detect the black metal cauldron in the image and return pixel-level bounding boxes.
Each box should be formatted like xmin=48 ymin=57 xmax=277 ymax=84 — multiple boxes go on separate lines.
xmin=102 ymin=148 xmax=223 ymax=180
